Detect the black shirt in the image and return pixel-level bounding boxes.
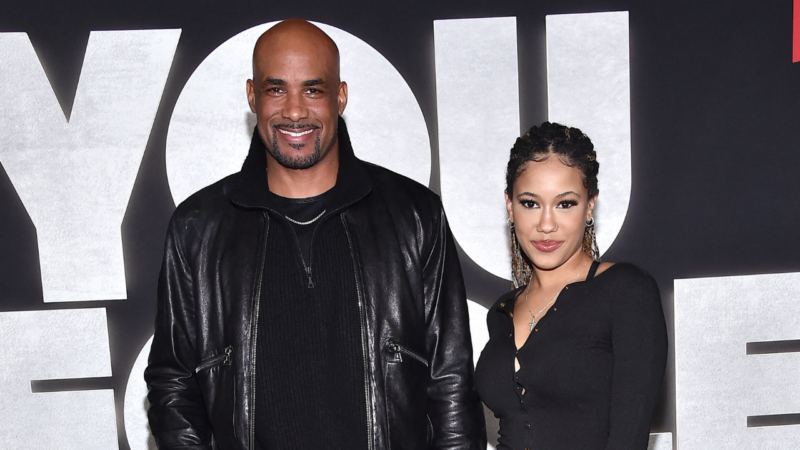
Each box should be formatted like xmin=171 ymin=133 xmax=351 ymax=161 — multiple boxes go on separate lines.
xmin=254 ymin=190 xmax=369 ymax=450
xmin=474 ymin=262 xmax=668 ymax=450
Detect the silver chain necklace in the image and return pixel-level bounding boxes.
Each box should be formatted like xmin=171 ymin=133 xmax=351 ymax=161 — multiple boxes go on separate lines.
xmin=525 ymin=258 xmax=590 ymax=331
xmin=284 ymin=209 xmax=326 ymax=226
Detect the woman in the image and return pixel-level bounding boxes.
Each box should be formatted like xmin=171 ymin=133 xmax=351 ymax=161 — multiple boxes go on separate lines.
xmin=474 ymin=122 xmax=668 ymax=450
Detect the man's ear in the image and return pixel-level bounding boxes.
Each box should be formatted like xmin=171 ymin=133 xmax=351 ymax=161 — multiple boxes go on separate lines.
xmin=337 ymin=81 xmax=348 ymax=115
xmin=246 ymin=79 xmax=257 ymax=113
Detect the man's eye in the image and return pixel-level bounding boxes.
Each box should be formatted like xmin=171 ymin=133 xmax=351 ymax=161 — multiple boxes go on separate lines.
xmin=265 ymin=87 xmax=284 ymax=95
xmin=305 ymin=88 xmax=323 ymax=95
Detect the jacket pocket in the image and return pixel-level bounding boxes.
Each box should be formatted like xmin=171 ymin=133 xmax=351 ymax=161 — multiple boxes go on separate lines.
xmin=195 ymin=346 xmax=234 ymax=373
xmin=194 ymin=345 xmax=236 ymax=445
xmin=386 ymin=342 xmax=429 ymax=367
xmin=383 ymin=341 xmax=429 ymax=449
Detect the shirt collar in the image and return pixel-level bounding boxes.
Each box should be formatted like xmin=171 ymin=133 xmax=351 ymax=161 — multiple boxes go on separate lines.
xmin=496 ymin=286 xmax=525 ymax=313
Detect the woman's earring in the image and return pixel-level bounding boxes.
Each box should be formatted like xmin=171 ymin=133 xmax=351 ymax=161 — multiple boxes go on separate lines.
xmin=507 ymin=218 xmax=514 ymax=228
xmin=585 ymin=216 xmax=599 ymax=260
xmin=510 ymin=226 xmax=530 ymax=288
xmin=511 ymin=227 xmax=522 ymax=288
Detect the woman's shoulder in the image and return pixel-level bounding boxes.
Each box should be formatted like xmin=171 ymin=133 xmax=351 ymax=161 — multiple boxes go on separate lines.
xmin=594 ymin=262 xmax=662 ymax=309
xmin=597 ymin=261 xmax=656 ymax=283
xmin=489 ymin=286 xmax=525 ymax=309
xmin=593 ymin=262 xmax=661 ymax=297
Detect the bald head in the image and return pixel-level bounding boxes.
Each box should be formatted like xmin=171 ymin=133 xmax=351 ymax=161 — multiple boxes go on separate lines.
xmin=246 ymin=18 xmax=348 ymax=192
xmin=252 ymin=19 xmax=340 ymax=82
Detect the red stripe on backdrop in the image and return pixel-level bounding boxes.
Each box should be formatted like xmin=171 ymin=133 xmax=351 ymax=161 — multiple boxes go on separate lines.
xmin=795 ymin=0 xmax=800 ymax=62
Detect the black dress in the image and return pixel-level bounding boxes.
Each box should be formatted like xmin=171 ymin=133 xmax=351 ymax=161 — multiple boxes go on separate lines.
xmin=474 ymin=262 xmax=668 ymax=450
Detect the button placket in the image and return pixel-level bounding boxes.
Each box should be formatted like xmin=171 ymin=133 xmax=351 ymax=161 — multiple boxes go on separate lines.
xmin=514 ymin=348 xmax=526 ymax=403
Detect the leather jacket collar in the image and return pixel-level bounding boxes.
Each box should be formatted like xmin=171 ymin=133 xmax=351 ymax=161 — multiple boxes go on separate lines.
xmin=231 ymin=116 xmax=372 ymax=214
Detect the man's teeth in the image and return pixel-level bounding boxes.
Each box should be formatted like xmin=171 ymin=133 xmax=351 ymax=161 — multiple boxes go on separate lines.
xmin=278 ymin=128 xmax=314 ymax=137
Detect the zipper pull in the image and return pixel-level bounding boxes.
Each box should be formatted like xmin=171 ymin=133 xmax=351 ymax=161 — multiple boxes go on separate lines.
xmin=389 ymin=343 xmax=403 ymax=362
xmin=306 ymin=266 xmax=314 ymax=289
xmin=222 ymin=346 xmax=233 ymax=365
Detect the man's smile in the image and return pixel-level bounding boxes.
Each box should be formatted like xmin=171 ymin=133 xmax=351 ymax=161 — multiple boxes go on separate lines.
xmin=278 ymin=128 xmax=315 ymax=137
xmin=274 ymin=124 xmax=319 ymax=147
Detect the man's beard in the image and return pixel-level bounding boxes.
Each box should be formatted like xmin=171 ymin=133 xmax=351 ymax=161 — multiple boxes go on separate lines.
xmin=269 ymin=127 xmax=337 ymax=170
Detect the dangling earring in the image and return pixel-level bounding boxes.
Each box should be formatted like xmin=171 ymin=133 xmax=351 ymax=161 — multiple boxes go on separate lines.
xmin=510 ymin=226 xmax=522 ymax=288
xmin=584 ymin=217 xmax=600 ymax=261
xmin=509 ymin=223 xmax=530 ymax=288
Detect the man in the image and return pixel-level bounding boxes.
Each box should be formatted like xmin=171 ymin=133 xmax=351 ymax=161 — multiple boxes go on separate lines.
xmin=145 ymin=19 xmax=485 ymax=450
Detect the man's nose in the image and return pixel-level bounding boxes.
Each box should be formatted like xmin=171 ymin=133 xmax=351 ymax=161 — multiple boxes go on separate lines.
xmin=283 ymin=91 xmax=309 ymax=121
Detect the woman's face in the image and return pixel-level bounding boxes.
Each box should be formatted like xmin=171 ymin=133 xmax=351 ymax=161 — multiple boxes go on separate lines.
xmin=506 ymin=156 xmax=596 ymax=272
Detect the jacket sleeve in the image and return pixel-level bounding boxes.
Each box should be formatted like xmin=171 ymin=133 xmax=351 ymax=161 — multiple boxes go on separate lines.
xmin=423 ymin=207 xmax=487 ymax=449
xmin=604 ymin=269 xmax=668 ymax=450
xmin=144 ymin=218 xmax=214 ymax=450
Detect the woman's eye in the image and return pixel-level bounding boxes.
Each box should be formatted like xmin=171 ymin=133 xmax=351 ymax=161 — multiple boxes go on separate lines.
xmin=520 ymin=199 xmax=538 ymax=209
xmin=557 ymin=200 xmax=579 ymax=209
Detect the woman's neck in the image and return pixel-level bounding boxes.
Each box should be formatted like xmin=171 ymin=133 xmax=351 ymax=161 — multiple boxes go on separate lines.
xmin=529 ymin=252 xmax=592 ymax=290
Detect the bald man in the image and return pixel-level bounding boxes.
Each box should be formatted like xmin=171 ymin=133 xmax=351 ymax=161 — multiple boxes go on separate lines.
xmin=145 ymin=19 xmax=485 ymax=450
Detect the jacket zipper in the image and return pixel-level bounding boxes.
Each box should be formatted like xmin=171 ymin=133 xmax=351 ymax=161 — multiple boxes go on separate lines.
xmin=305 ymin=266 xmax=314 ymax=288
xmin=195 ymin=346 xmax=234 ymax=372
xmin=249 ymin=213 xmax=269 ymax=450
xmin=342 ymin=214 xmax=374 ymax=450
xmin=386 ymin=342 xmax=429 ymax=367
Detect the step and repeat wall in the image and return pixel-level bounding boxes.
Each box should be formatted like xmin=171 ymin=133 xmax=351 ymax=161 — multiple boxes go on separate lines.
xmin=1 ymin=1 xmax=799 ymax=449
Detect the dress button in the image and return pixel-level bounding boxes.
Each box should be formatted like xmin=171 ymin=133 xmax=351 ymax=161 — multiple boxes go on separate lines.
xmin=525 ymin=422 xmax=531 ymax=429
xmin=509 ymin=312 xmax=514 ymax=318
xmin=500 ymin=302 xmax=506 ymax=307
xmin=553 ymin=307 xmax=557 ymax=311
xmin=534 ymin=328 xmax=538 ymax=332
xmin=519 ymin=399 xmax=524 ymax=404
xmin=508 ymin=333 xmax=513 ymax=337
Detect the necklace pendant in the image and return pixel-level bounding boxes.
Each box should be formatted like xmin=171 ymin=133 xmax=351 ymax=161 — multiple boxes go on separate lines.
xmin=528 ymin=318 xmax=535 ymax=331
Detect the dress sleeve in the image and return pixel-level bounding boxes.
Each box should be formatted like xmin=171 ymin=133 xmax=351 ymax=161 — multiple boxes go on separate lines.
xmin=604 ymin=267 xmax=668 ymax=450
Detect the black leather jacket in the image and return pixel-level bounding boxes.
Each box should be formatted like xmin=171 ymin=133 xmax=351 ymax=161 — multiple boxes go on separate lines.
xmin=145 ymin=119 xmax=486 ymax=450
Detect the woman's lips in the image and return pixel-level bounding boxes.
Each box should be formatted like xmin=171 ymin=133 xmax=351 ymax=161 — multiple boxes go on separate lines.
xmin=532 ymin=240 xmax=563 ymax=253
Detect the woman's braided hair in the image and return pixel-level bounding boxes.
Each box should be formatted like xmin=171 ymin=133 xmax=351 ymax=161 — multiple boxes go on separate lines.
xmin=506 ymin=122 xmax=600 ymax=286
